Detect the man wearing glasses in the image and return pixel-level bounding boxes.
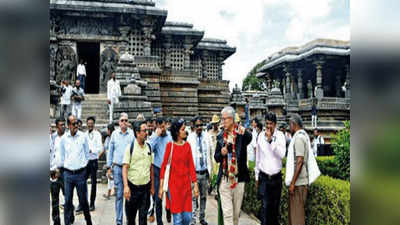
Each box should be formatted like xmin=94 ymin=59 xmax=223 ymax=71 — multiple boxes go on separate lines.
xmin=187 ymin=116 xmax=212 ymax=225
xmin=58 ymin=115 xmax=93 ymax=225
xmin=106 ymin=113 xmax=135 ymax=225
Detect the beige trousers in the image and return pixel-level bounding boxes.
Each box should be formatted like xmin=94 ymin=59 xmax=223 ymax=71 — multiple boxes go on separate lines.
xmin=289 ymin=185 xmax=308 ymax=225
xmin=219 ymin=179 xmax=245 ymax=225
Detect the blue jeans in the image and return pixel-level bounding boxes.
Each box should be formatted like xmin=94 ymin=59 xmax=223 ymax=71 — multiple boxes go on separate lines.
xmin=113 ymin=165 xmax=124 ymax=225
xmin=63 ymin=168 xmax=92 ymax=225
xmin=78 ymin=74 xmax=85 ymax=90
xmin=173 ymin=212 xmax=192 ymax=225
xmin=153 ymin=165 xmax=164 ymax=225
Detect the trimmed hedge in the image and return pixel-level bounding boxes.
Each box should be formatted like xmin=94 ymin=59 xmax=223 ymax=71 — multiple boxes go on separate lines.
xmin=242 ymin=168 xmax=350 ymax=225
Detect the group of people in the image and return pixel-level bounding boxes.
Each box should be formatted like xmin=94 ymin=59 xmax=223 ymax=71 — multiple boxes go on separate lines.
xmin=50 ymin=104 xmax=318 ymax=225
xmin=58 ymin=64 xmax=121 ymax=125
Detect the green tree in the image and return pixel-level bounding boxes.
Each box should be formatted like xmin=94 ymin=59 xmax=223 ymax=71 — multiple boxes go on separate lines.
xmin=331 ymin=121 xmax=350 ymax=180
xmin=242 ymin=60 xmax=265 ymax=91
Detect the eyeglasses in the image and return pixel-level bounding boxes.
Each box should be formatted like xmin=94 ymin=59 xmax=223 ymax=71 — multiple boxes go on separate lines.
xmin=221 ymin=117 xmax=232 ymax=121
xmin=120 ymin=119 xmax=128 ymax=122
xmin=195 ymin=124 xmax=203 ymax=128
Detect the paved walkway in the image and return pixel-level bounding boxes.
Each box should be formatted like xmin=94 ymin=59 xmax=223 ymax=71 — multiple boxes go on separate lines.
xmin=52 ymin=184 xmax=259 ymax=225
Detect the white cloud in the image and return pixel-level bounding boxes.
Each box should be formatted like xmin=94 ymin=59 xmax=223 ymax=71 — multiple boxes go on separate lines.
xmin=158 ymin=0 xmax=349 ymax=90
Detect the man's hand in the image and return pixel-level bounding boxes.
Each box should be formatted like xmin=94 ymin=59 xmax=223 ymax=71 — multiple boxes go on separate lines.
xmin=289 ymin=183 xmax=295 ymax=195
xmin=193 ymin=183 xmax=199 ymax=199
xmin=107 ymin=169 xmax=112 ymax=179
xmin=150 ymin=183 xmax=155 ymax=196
xmin=158 ymin=187 xmax=163 ymax=200
xmin=156 ymin=127 xmax=162 ymax=136
xmin=124 ymin=185 xmax=131 ymax=201
xmin=221 ymin=146 xmax=228 ymax=156
xmin=266 ymin=128 xmax=272 ymax=142
xmin=107 ymin=100 xmax=111 ymax=105
xmin=238 ymin=125 xmax=245 ymax=135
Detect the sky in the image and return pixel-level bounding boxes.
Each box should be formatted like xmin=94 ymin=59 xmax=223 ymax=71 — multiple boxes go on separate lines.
xmin=156 ymin=0 xmax=350 ymax=90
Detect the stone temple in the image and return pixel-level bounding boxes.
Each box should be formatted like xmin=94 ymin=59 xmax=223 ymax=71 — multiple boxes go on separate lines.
xmin=231 ymin=39 xmax=350 ymax=144
xmin=49 ymin=0 xmax=235 ymax=125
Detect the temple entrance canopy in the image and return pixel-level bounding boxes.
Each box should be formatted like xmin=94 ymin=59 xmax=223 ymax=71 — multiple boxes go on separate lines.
xmin=77 ymin=42 xmax=100 ymax=94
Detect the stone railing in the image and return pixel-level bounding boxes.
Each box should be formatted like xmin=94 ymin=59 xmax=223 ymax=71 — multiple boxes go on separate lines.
xmin=299 ymin=97 xmax=350 ymax=110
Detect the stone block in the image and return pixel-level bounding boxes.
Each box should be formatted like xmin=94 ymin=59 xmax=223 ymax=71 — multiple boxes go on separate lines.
xmin=124 ymin=84 xmax=141 ymax=95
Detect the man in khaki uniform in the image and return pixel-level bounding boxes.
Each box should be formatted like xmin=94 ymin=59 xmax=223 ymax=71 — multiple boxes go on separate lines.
xmin=287 ymin=114 xmax=309 ymax=225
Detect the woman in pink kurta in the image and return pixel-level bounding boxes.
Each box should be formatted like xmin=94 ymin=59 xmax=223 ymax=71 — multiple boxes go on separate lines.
xmin=159 ymin=118 xmax=199 ymax=225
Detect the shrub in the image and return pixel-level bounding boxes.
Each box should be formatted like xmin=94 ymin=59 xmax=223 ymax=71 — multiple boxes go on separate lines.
xmin=242 ymin=169 xmax=350 ymax=225
xmin=331 ymin=121 xmax=350 ymax=180
xmin=282 ymin=156 xmax=341 ymax=179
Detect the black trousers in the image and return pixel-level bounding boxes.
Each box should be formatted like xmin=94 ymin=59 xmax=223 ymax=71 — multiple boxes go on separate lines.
xmin=125 ymin=181 xmax=151 ymax=225
xmin=258 ymin=171 xmax=282 ymax=225
xmin=87 ymin=159 xmax=98 ymax=207
xmin=50 ymin=176 xmax=64 ymax=225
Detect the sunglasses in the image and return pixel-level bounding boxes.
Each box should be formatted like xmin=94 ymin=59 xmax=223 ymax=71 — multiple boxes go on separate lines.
xmin=195 ymin=124 xmax=203 ymax=128
xmin=71 ymin=122 xmax=78 ymax=126
xmin=120 ymin=119 xmax=128 ymax=122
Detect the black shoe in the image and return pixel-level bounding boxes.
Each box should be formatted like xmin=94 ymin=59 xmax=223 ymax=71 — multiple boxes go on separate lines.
xmin=89 ymin=205 xmax=95 ymax=211
xmin=200 ymin=220 xmax=208 ymax=225
xmin=71 ymin=215 xmax=75 ymax=224
xmin=75 ymin=206 xmax=83 ymax=215
xmin=166 ymin=208 xmax=171 ymax=223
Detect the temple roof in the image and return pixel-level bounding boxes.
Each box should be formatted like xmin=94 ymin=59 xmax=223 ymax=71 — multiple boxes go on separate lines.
xmin=161 ymin=21 xmax=204 ymax=42
xmin=50 ymin=0 xmax=166 ymax=16
xmin=257 ymin=38 xmax=350 ymax=75
xmin=195 ymin=38 xmax=236 ymax=59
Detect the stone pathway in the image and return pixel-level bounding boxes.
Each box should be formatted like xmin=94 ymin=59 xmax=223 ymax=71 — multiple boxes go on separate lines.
xmin=52 ymin=184 xmax=259 ymax=225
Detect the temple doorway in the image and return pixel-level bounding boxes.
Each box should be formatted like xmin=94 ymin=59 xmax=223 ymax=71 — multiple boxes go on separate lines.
xmin=77 ymin=42 xmax=100 ymax=94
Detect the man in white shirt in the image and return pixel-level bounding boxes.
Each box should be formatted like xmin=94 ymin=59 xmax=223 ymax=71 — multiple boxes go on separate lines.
xmin=71 ymin=80 xmax=85 ymax=120
xmin=255 ymin=112 xmax=286 ymax=225
xmin=248 ymin=117 xmax=263 ymax=163
xmin=84 ymin=116 xmax=103 ymax=212
xmin=187 ymin=116 xmax=212 ymax=225
xmin=107 ymin=72 xmax=121 ymax=124
xmin=77 ymin=59 xmax=87 ymax=90
xmin=312 ymin=129 xmax=324 ymax=157
xmin=50 ymin=118 xmax=72 ymax=225
xmin=60 ymin=80 xmax=73 ymax=121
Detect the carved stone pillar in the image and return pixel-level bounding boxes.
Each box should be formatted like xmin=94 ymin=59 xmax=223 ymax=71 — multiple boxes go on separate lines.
xmin=118 ymin=26 xmax=130 ymax=55
xmin=307 ymin=80 xmax=313 ymax=98
xmin=345 ymin=64 xmax=350 ymax=98
xmin=183 ymin=43 xmax=193 ymax=70
xmin=163 ymin=38 xmax=172 ymax=68
xmin=142 ymin=26 xmax=154 ymax=56
xmin=283 ymin=65 xmax=291 ymax=99
xmin=297 ymin=69 xmax=304 ymax=99
xmin=201 ymin=50 xmax=208 ymax=79
xmin=49 ymin=42 xmax=58 ymax=81
xmin=217 ymin=55 xmax=224 ymax=80
xmin=314 ymin=60 xmax=324 ymax=98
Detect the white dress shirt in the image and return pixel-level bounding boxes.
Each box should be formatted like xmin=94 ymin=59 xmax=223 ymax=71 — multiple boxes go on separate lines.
xmin=77 ymin=64 xmax=86 ymax=76
xmin=86 ymin=129 xmax=103 ymax=160
xmin=60 ymin=85 xmax=73 ymax=105
xmin=58 ymin=130 xmax=90 ymax=170
xmin=187 ymin=131 xmax=212 ymax=175
xmin=312 ymin=135 xmax=324 ymax=157
xmin=255 ymin=129 xmax=286 ymax=181
xmin=107 ymin=79 xmax=121 ymax=103
xmin=50 ymin=132 xmax=63 ymax=171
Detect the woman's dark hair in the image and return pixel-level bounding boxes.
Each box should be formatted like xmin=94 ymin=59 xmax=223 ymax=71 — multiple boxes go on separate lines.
xmin=253 ymin=117 xmax=263 ymax=130
xmin=170 ymin=118 xmax=185 ymax=142
xmin=107 ymin=124 xmax=115 ymax=134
